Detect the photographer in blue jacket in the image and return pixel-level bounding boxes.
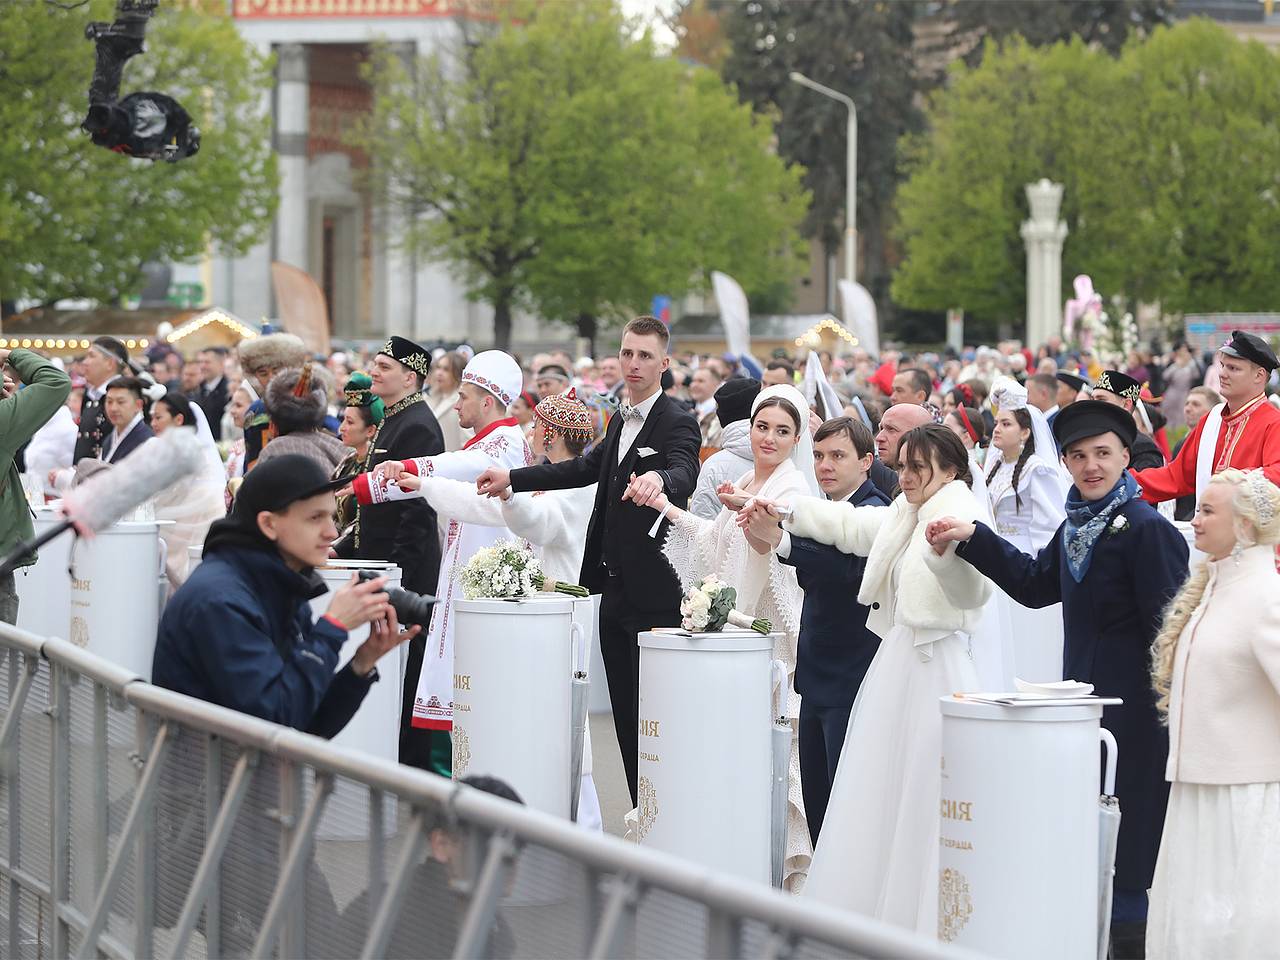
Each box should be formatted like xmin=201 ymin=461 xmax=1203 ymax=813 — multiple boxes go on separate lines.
xmin=153 ymin=454 xmax=419 ymax=738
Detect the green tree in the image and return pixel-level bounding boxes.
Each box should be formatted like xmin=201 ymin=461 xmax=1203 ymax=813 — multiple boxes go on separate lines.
xmin=893 ymin=37 xmax=1114 ymax=336
xmin=358 ymin=0 xmax=807 ymax=351
xmin=0 ymin=0 xmax=277 ymax=310
xmin=892 ymin=20 xmax=1280 ymax=340
xmin=713 ymin=0 xmax=924 ymax=319
xmin=935 ymin=0 xmax=1173 ymax=67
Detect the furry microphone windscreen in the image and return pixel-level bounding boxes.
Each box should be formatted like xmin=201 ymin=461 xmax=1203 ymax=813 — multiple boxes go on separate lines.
xmin=61 ymin=429 xmax=206 ymax=534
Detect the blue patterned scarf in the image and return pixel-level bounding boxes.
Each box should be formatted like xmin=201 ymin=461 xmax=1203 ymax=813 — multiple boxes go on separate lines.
xmin=1061 ymin=472 xmax=1139 ymax=583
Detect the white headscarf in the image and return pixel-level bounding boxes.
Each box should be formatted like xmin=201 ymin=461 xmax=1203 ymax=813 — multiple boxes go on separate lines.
xmin=751 ymin=383 xmax=821 ymax=499
xmin=991 ymin=377 xmax=1071 ymax=490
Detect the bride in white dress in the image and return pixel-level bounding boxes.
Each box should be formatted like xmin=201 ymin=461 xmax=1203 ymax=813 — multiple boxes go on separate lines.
xmin=629 ymin=383 xmax=819 ymax=891
xmin=743 ymin=423 xmax=990 ymax=932
xmin=984 ymin=379 xmax=1069 ymax=683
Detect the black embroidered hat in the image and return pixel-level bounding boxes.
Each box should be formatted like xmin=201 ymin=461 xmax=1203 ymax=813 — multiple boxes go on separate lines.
xmin=378 ymin=336 xmax=432 ymax=378
xmin=1093 ymin=370 xmax=1141 ymax=404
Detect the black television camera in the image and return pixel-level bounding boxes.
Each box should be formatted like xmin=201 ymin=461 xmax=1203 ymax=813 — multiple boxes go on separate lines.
xmin=82 ymin=0 xmax=200 ymax=162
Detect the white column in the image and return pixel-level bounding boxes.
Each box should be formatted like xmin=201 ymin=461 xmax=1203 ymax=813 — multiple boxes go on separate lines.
xmin=274 ymin=43 xmax=310 ymax=275
xmin=1020 ymin=179 xmax=1068 ymax=349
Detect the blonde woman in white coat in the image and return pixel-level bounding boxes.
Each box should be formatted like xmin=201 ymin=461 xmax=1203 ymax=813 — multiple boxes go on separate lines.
xmin=986 ymin=380 xmax=1069 ymax=683
xmin=1147 ymin=469 xmax=1280 ymax=959
xmin=391 ymin=388 xmax=602 ymax=831
xmin=740 ymin=423 xmax=991 ymax=933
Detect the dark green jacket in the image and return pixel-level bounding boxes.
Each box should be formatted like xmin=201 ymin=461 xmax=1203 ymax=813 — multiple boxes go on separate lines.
xmin=0 ymin=350 xmax=72 ymax=569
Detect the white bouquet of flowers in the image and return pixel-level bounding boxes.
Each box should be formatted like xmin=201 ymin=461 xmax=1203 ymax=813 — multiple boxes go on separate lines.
xmin=680 ymin=575 xmax=771 ymax=635
xmin=460 ymin=538 xmax=589 ymax=600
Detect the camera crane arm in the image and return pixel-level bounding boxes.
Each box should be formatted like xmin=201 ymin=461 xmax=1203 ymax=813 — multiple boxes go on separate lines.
xmin=81 ymin=0 xmax=200 ymax=163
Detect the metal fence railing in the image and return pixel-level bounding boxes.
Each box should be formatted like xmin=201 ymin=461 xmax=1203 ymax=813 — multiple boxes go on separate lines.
xmin=0 ymin=621 xmax=980 ymax=959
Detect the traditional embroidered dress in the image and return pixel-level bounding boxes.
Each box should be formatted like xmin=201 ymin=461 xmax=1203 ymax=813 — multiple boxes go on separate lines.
xmin=354 ymin=417 xmax=532 ymax=733
xmin=1135 ymin=393 xmax=1280 ymax=505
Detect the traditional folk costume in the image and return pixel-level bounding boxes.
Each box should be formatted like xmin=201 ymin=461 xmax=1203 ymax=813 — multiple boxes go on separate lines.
xmin=332 ymin=372 xmax=384 ymax=542
xmin=381 ymin=388 xmax=603 ymax=829
xmin=1135 ymin=331 xmax=1280 ymax=506
xmin=353 ymin=351 xmax=530 ymax=772
xmin=955 ymin=402 xmax=1190 ymax=946
xmin=333 ymin=337 xmax=444 ymax=772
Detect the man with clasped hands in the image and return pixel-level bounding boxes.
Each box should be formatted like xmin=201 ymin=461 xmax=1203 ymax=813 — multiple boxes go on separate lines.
xmin=476 ymin=316 xmax=700 ymax=806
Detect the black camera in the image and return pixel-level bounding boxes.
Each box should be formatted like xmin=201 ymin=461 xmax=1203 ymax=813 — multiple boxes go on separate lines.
xmin=81 ymin=0 xmax=201 ymax=163
xmin=356 ymin=569 xmax=437 ymax=628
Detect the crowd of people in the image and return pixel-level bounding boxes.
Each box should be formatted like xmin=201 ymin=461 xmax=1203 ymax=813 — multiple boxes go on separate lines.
xmin=0 ymin=318 xmax=1277 ymax=958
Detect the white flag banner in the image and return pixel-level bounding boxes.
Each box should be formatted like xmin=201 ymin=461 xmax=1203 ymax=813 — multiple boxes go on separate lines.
xmin=712 ymin=271 xmax=754 ymax=364
xmin=839 ymin=279 xmax=880 ymax=358
xmin=802 ymin=349 xmax=846 ymax=423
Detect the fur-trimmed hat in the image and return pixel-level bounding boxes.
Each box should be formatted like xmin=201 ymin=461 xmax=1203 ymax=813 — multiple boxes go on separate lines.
xmin=238 ymin=333 xmax=308 ymax=377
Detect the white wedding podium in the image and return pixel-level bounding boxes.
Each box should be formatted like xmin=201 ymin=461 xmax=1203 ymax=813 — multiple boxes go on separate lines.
xmin=310 ymin=559 xmax=404 ymax=840
xmin=938 ymin=695 xmax=1120 ymax=959
xmin=67 ymin=518 xmax=169 ymax=680
xmin=451 ymin=596 xmax=592 ymax=817
xmin=16 ymin=507 xmax=74 ymax=640
xmin=452 ymin=595 xmax=593 ymax=904
xmin=635 ymin=628 xmax=776 ymax=885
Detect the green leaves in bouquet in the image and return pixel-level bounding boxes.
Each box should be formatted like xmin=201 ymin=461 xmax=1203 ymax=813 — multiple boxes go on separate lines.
xmin=706 ymin=585 xmax=737 ymax=632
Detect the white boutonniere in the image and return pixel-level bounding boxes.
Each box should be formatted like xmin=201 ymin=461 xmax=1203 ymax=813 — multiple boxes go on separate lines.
xmin=1107 ymin=515 xmax=1130 ymax=537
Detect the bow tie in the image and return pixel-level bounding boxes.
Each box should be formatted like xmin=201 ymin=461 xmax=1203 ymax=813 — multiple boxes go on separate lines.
xmin=619 ymin=404 xmax=645 ymax=423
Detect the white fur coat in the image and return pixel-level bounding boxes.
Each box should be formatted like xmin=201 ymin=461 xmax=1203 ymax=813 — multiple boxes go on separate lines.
xmin=785 ymin=479 xmax=991 ymax=646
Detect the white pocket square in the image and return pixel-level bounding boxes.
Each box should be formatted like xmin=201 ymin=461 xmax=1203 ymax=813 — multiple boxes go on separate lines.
xmin=637 ymin=446 xmax=658 ymax=457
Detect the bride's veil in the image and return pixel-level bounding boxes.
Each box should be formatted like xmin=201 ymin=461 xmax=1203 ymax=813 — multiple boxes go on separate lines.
xmin=752 ymin=383 xmax=822 ymax=499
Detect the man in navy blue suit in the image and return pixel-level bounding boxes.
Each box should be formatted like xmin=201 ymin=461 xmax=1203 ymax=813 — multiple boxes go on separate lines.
xmin=928 ymin=401 xmax=1189 ymax=957
xmin=742 ymin=416 xmax=889 ymax=845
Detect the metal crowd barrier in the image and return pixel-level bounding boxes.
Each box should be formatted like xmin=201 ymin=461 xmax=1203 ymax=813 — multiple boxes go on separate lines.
xmin=0 ymin=622 xmax=979 ymax=959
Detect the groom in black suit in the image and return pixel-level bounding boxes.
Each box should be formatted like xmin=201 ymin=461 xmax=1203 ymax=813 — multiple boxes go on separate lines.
xmin=477 ymin=316 xmax=700 ymax=804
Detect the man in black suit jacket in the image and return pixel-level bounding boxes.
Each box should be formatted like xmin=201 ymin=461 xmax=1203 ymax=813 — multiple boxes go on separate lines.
xmin=100 ymin=377 xmax=156 ymax=462
xmin=742 ymin=417 xmax=889 ymax=844
xmin=478 ymin=317 xmax=700 ymax=805
xmin=195 ymin=346 xmax=231 ymax=440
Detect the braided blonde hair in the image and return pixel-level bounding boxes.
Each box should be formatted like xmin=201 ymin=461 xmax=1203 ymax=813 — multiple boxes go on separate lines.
xmin=1151 ymin=469 xmax=1280 ymax=718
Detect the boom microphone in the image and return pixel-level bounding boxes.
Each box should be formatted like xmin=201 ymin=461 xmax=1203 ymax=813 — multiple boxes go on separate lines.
xmin=0 ymin=429 xmax=207 ymax=576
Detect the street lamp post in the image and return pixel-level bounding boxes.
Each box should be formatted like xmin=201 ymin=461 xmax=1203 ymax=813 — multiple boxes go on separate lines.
xmin=789 ymin=71 xmax=857 ymax=288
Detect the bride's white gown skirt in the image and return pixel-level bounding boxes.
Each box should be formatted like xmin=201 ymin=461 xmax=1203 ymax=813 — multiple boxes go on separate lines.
xmin=802 ymin=624 xmax=979 ymax=936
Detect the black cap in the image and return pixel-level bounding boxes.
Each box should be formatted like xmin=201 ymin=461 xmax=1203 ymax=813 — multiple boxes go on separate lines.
xmin=1052 ymin=399 xmax=1137 ymax=453
xmin=232 ymin=454 xmax=350 ymax=517
xmin=1055 ymin=371 xmax=1088 ymax=392
xmin=91 ymin=336 xmax=129 ymax=368
xmin=713 ymin=377 xmax=760 ymax=426
xmin=661 ymin=368 xmax=675 ymax=391
xmin=1093 ymin=370 xmax=1142 ymax=404
xmin=1220 ymin=330 xmax=1278 ymax=372
xmin=378 ymin=335 xmax=431 ymax=377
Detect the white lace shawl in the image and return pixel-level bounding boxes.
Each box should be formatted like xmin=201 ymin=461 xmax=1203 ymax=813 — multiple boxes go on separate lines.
xmin=661 ymin=458 xmax=809 ymax=644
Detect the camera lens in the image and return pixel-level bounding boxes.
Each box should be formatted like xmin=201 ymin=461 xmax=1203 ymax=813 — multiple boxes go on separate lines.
xmin=356 ymin=569 xmax=437 ymax=628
